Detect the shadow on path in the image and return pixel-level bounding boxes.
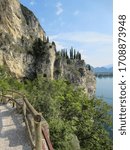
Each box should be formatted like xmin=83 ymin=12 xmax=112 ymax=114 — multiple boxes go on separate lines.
xmin=0 ymin=104 xmax=31 ymax=150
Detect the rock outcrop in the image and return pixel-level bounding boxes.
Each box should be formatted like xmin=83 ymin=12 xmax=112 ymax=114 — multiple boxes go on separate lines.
xmin=0 ymin=0 xmax=95 ymax=95
xmin=54 ymin=55 xmax=96 ymax=96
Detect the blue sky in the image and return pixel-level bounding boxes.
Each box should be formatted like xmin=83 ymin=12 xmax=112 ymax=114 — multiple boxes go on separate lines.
xmin=20 ymin=0 xmax=112 ymax=67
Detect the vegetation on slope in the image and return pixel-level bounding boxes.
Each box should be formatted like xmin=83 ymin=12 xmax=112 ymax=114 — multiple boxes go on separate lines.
xmin=0 ymin=66 xmax=112 ymax=150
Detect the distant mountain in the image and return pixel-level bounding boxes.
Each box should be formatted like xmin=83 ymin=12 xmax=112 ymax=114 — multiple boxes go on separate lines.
xmin=103 ymin=64 xmax=113 ymax=69
xmin=94 ymin=66 xmax=113 ymax=73
xmin=86 ymin=64 xmax=113 ymax=76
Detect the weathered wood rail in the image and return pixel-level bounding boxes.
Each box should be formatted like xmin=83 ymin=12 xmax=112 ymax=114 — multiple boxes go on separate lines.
xmin=0 ymin=89 xmax=54 ymax=150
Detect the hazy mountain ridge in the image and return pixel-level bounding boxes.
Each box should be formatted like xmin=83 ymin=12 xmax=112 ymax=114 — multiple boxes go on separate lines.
xmin=94 ymin=66 xmax=113 ymax=73
xmin=86 ymin=64 xmax=113 ymax=76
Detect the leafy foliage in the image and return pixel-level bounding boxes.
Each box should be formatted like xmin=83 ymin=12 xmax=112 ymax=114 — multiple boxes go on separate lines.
xmin=23 ymin=76 xmax=112 ymax=150
xmin=32 ymin=38 xmax=46 ymax=57
xmin=0 ymin=67 xmax=112 ymax=150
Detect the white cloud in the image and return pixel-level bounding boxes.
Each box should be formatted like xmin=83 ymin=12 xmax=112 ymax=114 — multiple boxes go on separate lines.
xmin=55 ymin=41 xmax=65 ymax=50
xmin=50 ymin=32 xmax=112 ymax=44
xmin=56 ymin=2 xmax=63 ymax=15
xmin=73 ymin=10 xmax=80 ymax=16
xmin=49 ymin=32 xmax=112 ymax=67
xmin=49 ymin=37 xmax=64 ymax=50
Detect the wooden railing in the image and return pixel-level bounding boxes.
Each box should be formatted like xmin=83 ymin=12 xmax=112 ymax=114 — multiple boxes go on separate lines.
xmin=0 ymin=89 xmax=54 ymax=150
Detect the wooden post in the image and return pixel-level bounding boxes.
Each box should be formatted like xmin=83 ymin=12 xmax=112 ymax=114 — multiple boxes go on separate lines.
xmin=27 ymin=114 xmax=35 ymax=138
xmin=11 ymin=91 xmax=15 ymax=108
xmin=42 ymin=127 xmax=54 ymax=150
xmin=23 ymin=103 xmax=35 ymax=148
xmin=0 ymin=90 xmax=3 ymax=103
xmin=35 ymin=121 xmax=42 ymax=150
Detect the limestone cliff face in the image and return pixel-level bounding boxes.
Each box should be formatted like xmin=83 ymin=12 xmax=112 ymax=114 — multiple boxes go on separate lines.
xmin=0 ymin=0 xmax=45 ymax=43
xmin=0 ymin=0 xmax=55 ymax=79
xmin=0 ymin=0 xmax=95 ymax=95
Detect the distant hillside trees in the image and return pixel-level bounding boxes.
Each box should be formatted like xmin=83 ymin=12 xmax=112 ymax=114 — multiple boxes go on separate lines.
xmin=69 ymin=47 xmax=81 ymax=60
xmin=61 ymin=49 xmax=68 ymax=58
xmin=58 ymin=47 xmax=82 ymax=61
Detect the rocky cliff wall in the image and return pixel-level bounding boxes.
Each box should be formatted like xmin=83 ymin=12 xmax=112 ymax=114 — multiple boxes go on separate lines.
xmin=0 ymin=0 xmax=56 ymax=79
xmin=0 ymin=0 xmax=96 ymax=95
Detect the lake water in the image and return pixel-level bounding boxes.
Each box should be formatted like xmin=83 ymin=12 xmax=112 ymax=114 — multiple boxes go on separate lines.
xmin=96 ymin=77 xmax=113 ymax=138
xmin=96 ymin=77 xmax=113 ymax=105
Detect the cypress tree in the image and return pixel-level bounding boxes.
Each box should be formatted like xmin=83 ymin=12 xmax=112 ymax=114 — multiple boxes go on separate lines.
xmin=46 ymin=36 xmax=49 ymax=43
xmin=74 ymin=49 xmax=76 ymax=59
xmin=70 ymin=47 xmax=73 ymax=59
xmin=79 ymin=52 xmax=81 ymax=60
xmin=66 ymin=50 xmax=68 ymax=59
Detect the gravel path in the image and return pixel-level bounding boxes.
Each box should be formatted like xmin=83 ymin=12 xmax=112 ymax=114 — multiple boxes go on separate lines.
xmin=0 ymin=104 xmax=31 ymax=150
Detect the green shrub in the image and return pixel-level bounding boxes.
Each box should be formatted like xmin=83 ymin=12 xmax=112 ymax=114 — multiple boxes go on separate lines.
xmin=0 ymin=70 xmax=112 ymax=150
